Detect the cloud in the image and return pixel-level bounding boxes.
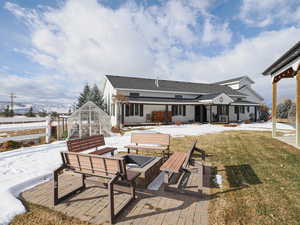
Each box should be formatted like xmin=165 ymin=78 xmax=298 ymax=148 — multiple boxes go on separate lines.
xmin=3 ymin=0 xmax=300 ymax=105
xmin=239 ymin=0 xmax=300 ymax=27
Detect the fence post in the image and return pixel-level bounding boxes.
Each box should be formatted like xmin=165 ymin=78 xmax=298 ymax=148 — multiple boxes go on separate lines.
xmin=46 ymin=117 xmax=51 ymax=144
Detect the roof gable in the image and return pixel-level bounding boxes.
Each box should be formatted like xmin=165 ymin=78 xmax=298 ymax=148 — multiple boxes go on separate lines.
xmin=214 ymin=76 xmax=254 ymax=85
xmin=105 ymin=75 xmax=245 ymax=96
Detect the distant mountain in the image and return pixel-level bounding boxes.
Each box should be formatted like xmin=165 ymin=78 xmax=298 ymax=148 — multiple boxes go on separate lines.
xmin=0 ymin=101 xmax=71 ymax=114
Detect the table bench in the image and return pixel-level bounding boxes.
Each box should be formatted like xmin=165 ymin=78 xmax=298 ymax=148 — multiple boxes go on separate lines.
xmin=67 ymin=135 xmax=117 ymax=156
xmin=124 ymin=133 xmax=170 ymax=158
xmin=160 ymin=140 xmax=199 ymax=191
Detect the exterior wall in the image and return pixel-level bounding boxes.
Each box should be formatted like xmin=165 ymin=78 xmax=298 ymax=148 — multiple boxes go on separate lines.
xmin=123 ymin=104 xmax=195 ymax=124
xmin=102 ymin=80 xmax=117 ymax=126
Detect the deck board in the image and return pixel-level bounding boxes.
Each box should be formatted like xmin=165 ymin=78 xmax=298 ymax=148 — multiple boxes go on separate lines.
xmin=21 ymin=166 xmax=209 ymax=225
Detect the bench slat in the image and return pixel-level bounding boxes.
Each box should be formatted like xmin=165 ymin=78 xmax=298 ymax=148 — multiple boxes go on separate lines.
xmin=160 ymin=152 xmax=186 ymax=173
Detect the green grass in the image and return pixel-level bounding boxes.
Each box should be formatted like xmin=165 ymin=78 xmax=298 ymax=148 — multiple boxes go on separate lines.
xmin=171 ymin=131 xmax=300 ymax=225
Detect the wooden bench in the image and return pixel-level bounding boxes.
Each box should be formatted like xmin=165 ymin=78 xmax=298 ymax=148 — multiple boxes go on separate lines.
xmin=160 ymin=140 xmax=199 ymax=192
xmin=53 ymin=152 xmax=140 ymax=224
xmin=124 ymin=133 xmax=170 ymax=158
xmin=67 ymin=135 xmax=117 ymax=156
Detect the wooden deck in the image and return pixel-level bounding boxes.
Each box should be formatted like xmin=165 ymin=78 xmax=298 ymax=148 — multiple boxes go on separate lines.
xmin=275 ymin=135 xmax=299 ymax=149
xmin=21 ymin=166 xmax=209 ymax=225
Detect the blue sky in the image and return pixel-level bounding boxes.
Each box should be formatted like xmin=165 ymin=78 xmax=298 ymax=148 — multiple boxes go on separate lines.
xmin=0 ymin=0 xmax=300 ymax=105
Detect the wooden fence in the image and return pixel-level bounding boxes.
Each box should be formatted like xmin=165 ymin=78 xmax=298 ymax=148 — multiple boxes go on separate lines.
xmin=0 ymin=117 xmax=51 ymax=144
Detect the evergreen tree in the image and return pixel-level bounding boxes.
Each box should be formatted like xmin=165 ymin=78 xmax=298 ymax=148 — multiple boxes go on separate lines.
xmin=4 ymin=105 xmax=10 ymax=117
xmin=77 ymin=84 xmax=91 ymax=108
xmin=90 ymin=84 xmax=104 ymax=109
xmin=25 ymin=106 xmax=36 ymax=117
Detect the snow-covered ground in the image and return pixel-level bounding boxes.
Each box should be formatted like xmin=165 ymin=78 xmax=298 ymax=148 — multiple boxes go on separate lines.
xmin=0 ymin=122 xmax=295 ymax=225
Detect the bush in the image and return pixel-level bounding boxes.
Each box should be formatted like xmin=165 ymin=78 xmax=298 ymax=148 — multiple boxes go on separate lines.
xmin=175 ymin=120 xmax=182 ymax=126
xmin=259 ymin=104 xmax=270 ymax=122
xmin=277 ymin=99 xmax=292 ymax=119
xmin=1 ymin=140 xmax=21 ymax=150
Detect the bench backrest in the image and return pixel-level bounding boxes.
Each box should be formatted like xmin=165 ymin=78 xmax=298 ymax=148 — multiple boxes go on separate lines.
xmin=183 ymin=140 xmax=197 ymax=168
xmin=61 ymin=152 xmax=127 ymax=179
xmin=131 ymin=133 xmax=170 ymax=146
xmin=67 ymin=135 xmax=105 ymax=153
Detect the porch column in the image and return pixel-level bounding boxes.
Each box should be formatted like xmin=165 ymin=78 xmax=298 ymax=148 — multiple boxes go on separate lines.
xmin=227 ymin=105 xmax=229 ymax=123
xmin=210 ymin=105 xmax=212 ymax=123
xmin=296 ymin=71 xmax=300 ymax=147
xmin=272 ymin=82 xmax=277 ymax=137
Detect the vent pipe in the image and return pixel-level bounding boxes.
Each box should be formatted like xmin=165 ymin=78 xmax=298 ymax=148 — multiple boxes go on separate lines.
xmin=155 ymin=78 xmax=159 ymax=87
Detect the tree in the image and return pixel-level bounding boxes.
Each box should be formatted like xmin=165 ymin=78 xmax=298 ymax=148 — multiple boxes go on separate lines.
xmin=38 ymin=110 xmax=48 ymax=117
xmin=25 ymin=106 xmax=36 ymax=117
xmin=90 ymin=84 xmax=104 ymax=109
xmin=77 ymin=84 xmax=91 ymax=108
xmin=4 ymin=105 xmax=10 ymax=117
xmin=288 ymin=102 xmax=296 ymax=121
xmin=259 ymin=104 xmax=270 ymax=121
xmin=277 ymin=99 xmax=292 ymax=119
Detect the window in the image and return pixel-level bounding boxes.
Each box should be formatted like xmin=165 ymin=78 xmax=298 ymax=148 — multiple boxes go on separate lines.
xmin=247 ymin=106 xmax=250 ymax=113
xmin=240 ymin=106 xmax=245 ymax=114
xmin=125 ymin=104 xmax=129 ymax=116
xmin=125 ymin=103 xmax=143 ymax=117
xmin=175 ymin=95 xmax=183 ymax=99
xmin=234 ymin=106 xmax=239 ymax=114
xmin=129 ymin=93 xmax=140 ymax=97
xmin=134 ymin=104 xmax=139 ymax=115
xmin=172 ymin=105 xmax=186 ymax=116
xmin=217 ymin=105 xmax=228 ymax=115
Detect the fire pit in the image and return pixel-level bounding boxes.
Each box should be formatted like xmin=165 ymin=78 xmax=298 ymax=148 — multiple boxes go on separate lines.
xmin=121 ymin=154 xmax=163 ymax=188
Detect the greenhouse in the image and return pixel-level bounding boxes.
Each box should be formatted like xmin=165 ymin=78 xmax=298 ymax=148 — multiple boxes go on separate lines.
xmin=67 ymin=101 xmax=111 ymax=139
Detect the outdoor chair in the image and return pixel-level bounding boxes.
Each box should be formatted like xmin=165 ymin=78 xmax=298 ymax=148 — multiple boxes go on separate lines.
xmin=53 ymin=152 xmax=140 ymax=224
xmin=67 ymin=135 xmax=117 ymax=156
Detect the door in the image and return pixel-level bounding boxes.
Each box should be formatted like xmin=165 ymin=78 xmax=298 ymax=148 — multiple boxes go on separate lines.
xmin=202 ymin=106 xmax=207 ymax=122
xmin=195 ymin=105 xmax=201 ymax=122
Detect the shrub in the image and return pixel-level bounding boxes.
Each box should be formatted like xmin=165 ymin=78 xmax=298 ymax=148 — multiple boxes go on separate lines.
xmin=259 ymin=104 xmax=270 ymax=122
xmin=175 ymin=120 xmax=182 ymax=126
xmin=2 ymin=140 xmax=21 ymax=150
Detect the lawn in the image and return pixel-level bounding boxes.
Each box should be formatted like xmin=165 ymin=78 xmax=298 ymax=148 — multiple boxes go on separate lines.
xmin=10 ymin=130 xmax=300 ymax=225
xmin=172 ymin=131 xmax=300 ymax=225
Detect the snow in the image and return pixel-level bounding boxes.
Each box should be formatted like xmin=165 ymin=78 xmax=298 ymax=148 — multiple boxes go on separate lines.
xmin=0 ymin=122 xmax=295 ymax=225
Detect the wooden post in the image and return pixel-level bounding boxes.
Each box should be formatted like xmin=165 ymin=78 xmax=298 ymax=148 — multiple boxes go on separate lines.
xmin=45 ymin=117 xmax=51 ymax=144
xmin=296 ymin=72 xmax=300 ymax=147
xmin=272 ymin=82 xmax=277 ymax=137
xmin=210 ymin=105 xmax=212 ymax=123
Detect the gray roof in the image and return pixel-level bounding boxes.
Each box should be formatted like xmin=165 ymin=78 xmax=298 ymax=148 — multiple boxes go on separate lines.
xmin=106 ymin=75 xmax=245 ymax=96
xmin=196 ymin=93 xmax=221 ymax=100
xmin=127 ymin=96 xmax=199 ymax=103
xmin=214 ymin=76 xmax=254 ymax=85
xmin=262 ymin=41 xmax=300 ymax=75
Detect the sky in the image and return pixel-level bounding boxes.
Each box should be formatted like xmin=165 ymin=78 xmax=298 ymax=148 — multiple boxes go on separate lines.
xmin=0 ymin=0 xmax=300 ymax=105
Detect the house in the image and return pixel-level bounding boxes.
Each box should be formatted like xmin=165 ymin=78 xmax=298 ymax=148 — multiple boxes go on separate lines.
xmin=102 ymin=75 xmax=264 ymax=127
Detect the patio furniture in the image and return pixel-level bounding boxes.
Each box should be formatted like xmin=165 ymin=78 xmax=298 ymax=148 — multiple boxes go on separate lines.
xmin=53 ymin=152 xmax=140 ymax=224
xmin=160 ymin=140 xmax=200 ymax=192
xmin=125 ymin=133 xmax=170 ymax=158
xmin=67 ymin=135 xmax=117 ymax=156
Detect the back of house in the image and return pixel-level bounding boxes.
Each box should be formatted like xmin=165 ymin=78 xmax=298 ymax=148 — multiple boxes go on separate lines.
xmin=102 ymin=75 xmax=264 ymax=127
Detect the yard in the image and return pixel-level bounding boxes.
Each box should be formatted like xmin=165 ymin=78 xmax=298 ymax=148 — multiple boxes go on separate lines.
xmin=7 ymin=129 xmax=300 ymax=225
xmin=0 ymin=122 xmax=298 ymax=225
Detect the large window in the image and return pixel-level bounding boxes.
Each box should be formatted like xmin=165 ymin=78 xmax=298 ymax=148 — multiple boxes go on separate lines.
xmin=234 ymin=106 xmax=245 ymax=114
xmin=172 ymin=105 xmax=186 ymax=116
xmin=217 ymin=105 xmax=228 ymax=115
xmin=125 ymin=104 xmax=143 ymax=117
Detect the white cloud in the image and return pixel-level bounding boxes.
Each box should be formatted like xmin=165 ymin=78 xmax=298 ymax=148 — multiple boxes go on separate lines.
xmin=202 ymin=19 xmax=232 ymax=45
xmin=3 ymin=0 xmax=300 ymax=105
xmin=239 ymin=0 xmax=300 ymax=27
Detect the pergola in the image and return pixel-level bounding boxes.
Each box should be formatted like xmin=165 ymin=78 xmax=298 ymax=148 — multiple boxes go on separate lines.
xmin=262 ymin=41 xmax=300 ymax=148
